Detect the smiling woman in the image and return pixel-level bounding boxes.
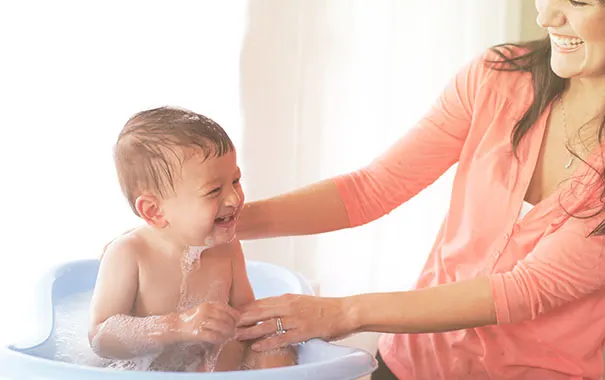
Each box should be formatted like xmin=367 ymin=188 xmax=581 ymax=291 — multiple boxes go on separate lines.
xmin=233 ymin=0 xmax=605 ymax=379
xmin=538 ymin=0 xmax=605 ymax=78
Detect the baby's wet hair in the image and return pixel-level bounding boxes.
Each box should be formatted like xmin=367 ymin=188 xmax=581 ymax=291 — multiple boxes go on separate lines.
xmin=114 ymin=106 xmax=234 ymax=216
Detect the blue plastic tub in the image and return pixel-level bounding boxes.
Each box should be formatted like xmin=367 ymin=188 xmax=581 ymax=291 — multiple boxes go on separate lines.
xmin=0 ymin=259 xmax=376 ymax=379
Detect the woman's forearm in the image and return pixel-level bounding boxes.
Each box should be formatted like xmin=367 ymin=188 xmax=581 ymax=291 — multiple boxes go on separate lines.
xmin=347 ymin=277 xmax=497 ymax=334
xmin=234 ymin=277 xmax=497 ymax=351
xmin=236 ymin=179 xmax=351 ymax=240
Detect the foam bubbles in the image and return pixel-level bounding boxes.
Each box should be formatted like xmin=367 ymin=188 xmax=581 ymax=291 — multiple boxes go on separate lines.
xmin=176 ymin=245 xmax=229 ymax=372
xmin=53 ymin=291 xmax=154 ymax=370
xmin=178 ymin=246 xmax=205 ymax=313
xmin=52 ymin=291 xmax=213 ymax=372
xmin=181 ymin=246 xmax=206 ymax=272
xmin=90 ymin=314 xmax=166 ymax=360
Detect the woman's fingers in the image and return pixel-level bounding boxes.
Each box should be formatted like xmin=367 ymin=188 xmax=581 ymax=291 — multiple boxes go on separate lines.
xmin=250 ymin=330 xmax=302 ymax=351
xmin=236 ymin=294 xmax=355 ymax=348
xmin=237 ymin=295 xmax=292 ymax=326
xmin=235 ymin=321 xmax=272 ymax=341
xmin=236 ymin=317 xmax=292 ymax=341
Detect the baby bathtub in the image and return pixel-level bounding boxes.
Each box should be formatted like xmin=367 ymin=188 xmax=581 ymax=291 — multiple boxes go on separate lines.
xmin=0 ymin=259 xmax=376 ymax=379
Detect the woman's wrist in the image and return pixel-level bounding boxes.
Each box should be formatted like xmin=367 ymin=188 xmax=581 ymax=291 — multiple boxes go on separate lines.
xmin=236 ymin=180 xmax=351 ymax=241
xmin=337 ymin=278 xmax=497 ymax=336
xmin=236 ymin=201 xmax=274 ymax=240
xmin=341 ymin=295 xmax=364 ymax=334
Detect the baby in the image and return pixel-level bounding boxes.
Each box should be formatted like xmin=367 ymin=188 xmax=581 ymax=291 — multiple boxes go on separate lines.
xmin=88 ymin=106 xmax=296 ymax=372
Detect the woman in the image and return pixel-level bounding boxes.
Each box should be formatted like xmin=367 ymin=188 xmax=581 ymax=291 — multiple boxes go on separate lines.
xmin=234 ymin=1 xmax=605 ymax=379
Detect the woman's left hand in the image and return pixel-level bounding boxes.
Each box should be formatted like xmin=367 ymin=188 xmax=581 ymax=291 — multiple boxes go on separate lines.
xmin=235 ymin=294 xmax=358 ymax=351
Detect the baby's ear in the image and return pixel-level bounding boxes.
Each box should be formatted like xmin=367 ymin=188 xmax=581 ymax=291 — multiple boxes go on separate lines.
xmin=135 ymin=194 xmax=168 ymax=228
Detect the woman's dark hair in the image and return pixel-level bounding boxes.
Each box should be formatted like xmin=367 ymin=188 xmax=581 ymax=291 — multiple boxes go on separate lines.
xmin=485 ymin=36 xmax=605 ymax=237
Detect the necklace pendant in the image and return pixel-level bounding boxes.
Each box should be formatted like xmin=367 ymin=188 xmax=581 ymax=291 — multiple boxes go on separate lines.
xmin=564 ymin=156 xmax=574 ymax=169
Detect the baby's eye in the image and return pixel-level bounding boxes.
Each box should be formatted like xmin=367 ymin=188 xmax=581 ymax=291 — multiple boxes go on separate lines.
xmin=207 ymin=187 xmax=221 ymax=196
xmin=233 ymin=177 xmax=241 ymax=185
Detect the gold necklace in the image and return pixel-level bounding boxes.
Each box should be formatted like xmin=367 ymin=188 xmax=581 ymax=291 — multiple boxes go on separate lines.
xmin=559 ymin=96 xmax=596 ymax=169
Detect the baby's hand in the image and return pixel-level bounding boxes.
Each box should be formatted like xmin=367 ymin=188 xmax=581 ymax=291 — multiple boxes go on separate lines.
xmin=176 ymin=302 xmax=240 ymax=345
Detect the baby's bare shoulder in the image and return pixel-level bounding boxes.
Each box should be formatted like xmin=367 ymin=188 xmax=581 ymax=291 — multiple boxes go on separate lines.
xmin=205 ymin=239 xmax=243 ymax=261
xmin=102 ymin=227 xmax=149 ymax=265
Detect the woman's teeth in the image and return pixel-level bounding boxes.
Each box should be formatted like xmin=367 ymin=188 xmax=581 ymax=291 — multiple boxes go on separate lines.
xmin=551 ymin=35 xmax=584 ymax=49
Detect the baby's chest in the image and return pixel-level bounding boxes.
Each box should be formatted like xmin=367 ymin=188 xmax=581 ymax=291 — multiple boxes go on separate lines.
xmin=134 ymin=256 xmax=233 ymax=316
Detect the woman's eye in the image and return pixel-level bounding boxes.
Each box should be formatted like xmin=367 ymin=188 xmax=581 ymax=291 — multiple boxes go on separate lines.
xmin=233 ymin=177 xmax=241 ymax=185
xmin=569 ymin=0 xmax=588 ymax=6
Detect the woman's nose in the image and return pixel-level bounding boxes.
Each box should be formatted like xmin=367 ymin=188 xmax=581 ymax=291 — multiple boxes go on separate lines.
xmin=535 ymin=0 xmax=565 ymax=29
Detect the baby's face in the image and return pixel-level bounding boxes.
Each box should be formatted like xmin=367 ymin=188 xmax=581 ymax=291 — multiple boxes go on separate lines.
xmin=162 ymin=149 xmax=244 ymax=248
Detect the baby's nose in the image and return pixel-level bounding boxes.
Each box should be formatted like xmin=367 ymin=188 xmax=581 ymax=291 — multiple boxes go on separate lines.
xmin=223 ymin=189 xmax=241 ymax=207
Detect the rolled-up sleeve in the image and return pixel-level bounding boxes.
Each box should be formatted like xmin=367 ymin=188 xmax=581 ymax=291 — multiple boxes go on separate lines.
xmin=490 ymin=217 xmax=605 ymax=325
xmin=333 ymin=51 xmax=494 ymax=227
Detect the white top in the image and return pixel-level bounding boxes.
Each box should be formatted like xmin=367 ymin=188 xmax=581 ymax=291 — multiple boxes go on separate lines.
xmin=518 ymin=201 xmax=534 ymax=221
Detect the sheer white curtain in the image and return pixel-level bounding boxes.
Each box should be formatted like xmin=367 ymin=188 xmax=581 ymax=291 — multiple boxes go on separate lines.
xmin=316 ymin=0 xmax=518 ymax=295
xmin=239 ymin=0 xmax=521 ymax=356
xmin=0 ymin=0 xmax=247 ymax=345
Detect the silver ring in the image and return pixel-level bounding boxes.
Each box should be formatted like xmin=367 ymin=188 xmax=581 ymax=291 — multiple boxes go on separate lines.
xmin=276 ymin=317 xmax=286 ymax=335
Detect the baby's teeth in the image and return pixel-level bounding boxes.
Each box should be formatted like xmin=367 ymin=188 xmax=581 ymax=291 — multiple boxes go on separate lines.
xmin=216 ymin=215 xmax=232 ymax=223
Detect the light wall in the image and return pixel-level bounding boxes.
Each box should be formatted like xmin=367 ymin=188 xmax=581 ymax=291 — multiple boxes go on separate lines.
xmin=520 ymin=1 xmax=546 ymax=41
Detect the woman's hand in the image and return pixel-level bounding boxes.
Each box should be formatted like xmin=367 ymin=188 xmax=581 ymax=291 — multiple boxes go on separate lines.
xmin=235 ymin=294 xmax=359 ymax=351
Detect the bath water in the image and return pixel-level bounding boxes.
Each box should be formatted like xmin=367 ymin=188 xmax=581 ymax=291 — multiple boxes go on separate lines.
xmin=53 ymin=290 xmax=154 ymax=370
xmin=52 ymin=247 xmax=229 ymax=372
xmin=52 ymin=291 xmax=205 ymax=371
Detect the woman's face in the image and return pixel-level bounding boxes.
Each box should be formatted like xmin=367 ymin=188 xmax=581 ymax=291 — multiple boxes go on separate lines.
xmin=535 ymin=0 xmax=605 ymax=79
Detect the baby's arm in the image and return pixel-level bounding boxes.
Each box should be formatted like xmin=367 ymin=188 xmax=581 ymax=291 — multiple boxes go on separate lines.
xmin=228 ymin=240 xmax=297 ymax=369
xmin=89 ymin=236 xmax=180 ymax=360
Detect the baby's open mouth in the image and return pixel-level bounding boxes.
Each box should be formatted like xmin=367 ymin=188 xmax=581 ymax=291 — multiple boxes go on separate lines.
xmin=214 ymin=214 xmax=235 ymax=225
